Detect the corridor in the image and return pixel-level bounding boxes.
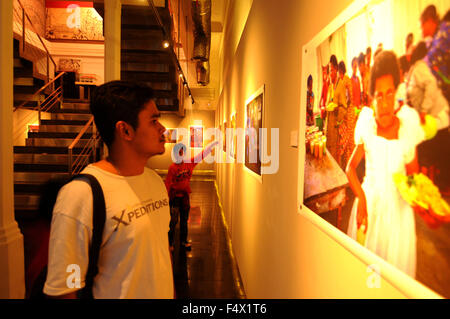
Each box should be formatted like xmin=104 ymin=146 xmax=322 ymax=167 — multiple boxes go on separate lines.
xmin=169 ymin=179 xmax=246 ymax=299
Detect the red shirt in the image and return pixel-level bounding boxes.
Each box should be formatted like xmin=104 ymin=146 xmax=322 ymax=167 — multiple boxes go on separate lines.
xmin=165 ymin=160 xmax=198 ymax=197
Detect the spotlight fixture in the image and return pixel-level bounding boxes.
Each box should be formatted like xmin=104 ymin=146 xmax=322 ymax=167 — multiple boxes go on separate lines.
xmin=162 ymin=40 xmax=170 ymax=49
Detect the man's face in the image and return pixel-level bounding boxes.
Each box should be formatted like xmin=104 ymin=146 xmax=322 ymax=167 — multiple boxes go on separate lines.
xmin=330 ymin=64 xmax=337 ymax=83
xmin=352 ymin=60 xmax=358 ymax=75
xmin=131 ymin=100 xmax=166 ymax=158
xmin=358 ymin=62 xmax=366 ymax=76
xmin=421 ymin=18 xmax=437 ymax=38
xmin=374 ymin=74 xmax=396 ymax=128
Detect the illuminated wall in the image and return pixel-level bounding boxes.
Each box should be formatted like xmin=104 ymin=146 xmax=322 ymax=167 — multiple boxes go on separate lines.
xmin=147 ymin=110 xmax=216 ymax=172
xmin=215 ymin=0 xmax=442 ymax=298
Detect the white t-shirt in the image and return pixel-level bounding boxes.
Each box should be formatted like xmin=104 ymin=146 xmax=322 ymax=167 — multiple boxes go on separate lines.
xmin=43 ymin=165 xmax=174 ymax=299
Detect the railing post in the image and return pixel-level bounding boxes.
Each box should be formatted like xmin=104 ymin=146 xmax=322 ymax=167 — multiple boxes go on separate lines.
xmin=38 ymin=100 xmax=41 ymax=126
xmin=68 ymin=148 xmax=73 ymax=175
xmin=46 ymin=55 xmax=49 ymax=84
xmin=22 ymin=8 xmax=25 ymax=52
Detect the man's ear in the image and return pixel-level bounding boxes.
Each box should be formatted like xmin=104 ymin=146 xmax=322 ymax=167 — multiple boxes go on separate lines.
xmin=116 ymin=121 xmax=134 ymax=141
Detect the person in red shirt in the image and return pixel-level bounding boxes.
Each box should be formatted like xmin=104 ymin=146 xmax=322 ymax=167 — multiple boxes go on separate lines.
xmin=165 ymin=140 xmax=218 ymax=250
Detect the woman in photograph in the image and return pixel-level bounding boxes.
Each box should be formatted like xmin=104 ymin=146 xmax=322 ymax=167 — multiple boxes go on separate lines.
xmin=325 ymin=55 xmax=340 ymax=163
xmin=346 ymin=51 xmax=425 ymax=277
xmin=335 ymin=60 xmax=353 ymax=169
xmin=319 ymin=64 xmax=330 ymax=122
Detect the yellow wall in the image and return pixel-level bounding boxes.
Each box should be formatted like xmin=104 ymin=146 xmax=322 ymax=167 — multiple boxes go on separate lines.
xmin=216 ymin=0 xmax=441 ymax=298
xmin=147 ymin=110 xmax=215 ymax=172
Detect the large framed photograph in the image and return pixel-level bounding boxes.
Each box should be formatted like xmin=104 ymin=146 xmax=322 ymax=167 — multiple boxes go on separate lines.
xmin=299 ymin=0 xmax=450 ymax=297
xmin=245 ymin=85 xmax=264 ymax=179
xmin=190 ymin=125 xmax=203 ymax=148
xmin=231 ymin=113 xmax=237 ymax=159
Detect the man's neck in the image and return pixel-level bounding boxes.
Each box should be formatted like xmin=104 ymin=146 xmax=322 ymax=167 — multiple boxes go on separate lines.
xmin=95 ymin=147 xmax=148 ymax=176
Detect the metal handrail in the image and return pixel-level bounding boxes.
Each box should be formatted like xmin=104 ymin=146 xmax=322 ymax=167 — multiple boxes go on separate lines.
xmin=16 ymin=0 xmax=57 ymax=74
xmin=13 ymin=71 xmax=66 ymax=112
xmin=68 ymin=116 xmax=99 ymax=175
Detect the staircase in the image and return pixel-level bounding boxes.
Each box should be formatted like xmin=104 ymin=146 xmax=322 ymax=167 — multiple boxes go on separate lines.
xmin=14 ymin=100 xmax=94 ymax=220
xmin=121 ymin=4 xmax=180 ymax=112
xmin=13 ymin=39 xmax=98 ymax=221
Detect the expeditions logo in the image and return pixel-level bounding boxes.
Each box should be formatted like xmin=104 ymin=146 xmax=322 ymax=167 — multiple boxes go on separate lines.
xmin=112 ymin=198 xmax=169 ymax=230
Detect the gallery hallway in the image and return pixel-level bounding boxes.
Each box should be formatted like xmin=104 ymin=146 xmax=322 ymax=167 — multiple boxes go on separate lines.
xmin=168 ymin=179 xmax=246 ymax=299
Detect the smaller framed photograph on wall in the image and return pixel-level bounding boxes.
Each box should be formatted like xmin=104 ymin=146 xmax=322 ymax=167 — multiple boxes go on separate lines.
xmin=164 ymin=128 xmax=177 ymax=143
xmin=245 ymin=85 xmax=264 ymax=180
xmin=190 ymin=125 xmax=203 ymax=148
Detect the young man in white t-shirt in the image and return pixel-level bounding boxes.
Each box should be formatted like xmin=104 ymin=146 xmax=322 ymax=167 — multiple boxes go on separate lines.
xmin=43 ymin=81 xmax=174 ymax=298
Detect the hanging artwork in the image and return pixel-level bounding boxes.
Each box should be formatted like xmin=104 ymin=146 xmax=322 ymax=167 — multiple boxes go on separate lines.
xmin=300 ymin=0 xmax=450 ymax=298
xmin=190 ymin=125 xmax=203 ymax=148
xmin=245 ymin=85 xmax=264 ymax=177
xmin=46 ymin=1 xmax=104 ymax=41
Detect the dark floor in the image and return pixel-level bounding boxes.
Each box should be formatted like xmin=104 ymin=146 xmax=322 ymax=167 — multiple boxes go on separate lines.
xmin=320 ymin=188 xmax=450 ymax=298
xmin=170 ymin=179 xmax=246 ymax=299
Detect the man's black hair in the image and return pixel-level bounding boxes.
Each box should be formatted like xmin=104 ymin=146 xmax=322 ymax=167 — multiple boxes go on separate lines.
xmin=369 ymin=50 xmax=400 ymax=97
xmin=421 ymin=5 xmax=439 ymax=24
xmin=307 ymin=75 xmax=313 ymax=86
xmin=338 ymin=61 xmax=346 ymax=74
xmin=410 ymin=41 xmax=428 ymax=65
xmin=90 ymin=80 xmax=155 ymax=147
xmin=358 ymin=52 xmax=365 ymax=65
xmin=329 ymin=55 xmax=338 ymax=69
xmin=366 ymin=46 xmax=372 ymax=55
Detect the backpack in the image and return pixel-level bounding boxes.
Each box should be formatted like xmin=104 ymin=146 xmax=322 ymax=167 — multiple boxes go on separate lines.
xmin=26 ymin=174 xmax=106 ymax=299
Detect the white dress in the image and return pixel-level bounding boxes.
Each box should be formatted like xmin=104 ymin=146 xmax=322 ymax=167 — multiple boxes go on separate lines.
xmin=347 ymin=106 xmax=424 ymax=278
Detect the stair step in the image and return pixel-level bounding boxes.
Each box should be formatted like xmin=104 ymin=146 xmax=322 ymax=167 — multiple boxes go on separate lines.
xmin=14 ymin=172 xmax=70 ymax=183
xmin=51 ymin=113 xmax=92 ymax=121
xmin=27 ymin=131 xmax=93 ymax=139
xmin=14 ymin=182 xmax=47 ymax=195
xmin=14 ymin=146 xmax=85 ymax=155
xmin=39 ymin=124 xmax=93 ymax=133
xmin=121 ymin=62 xmax=169 ymax=73
xmin=14 ymin=153 xmax=89 ymax=164
xmin=61 ymin=102 xmax=90 ymax=110
xmin=52 ymin=108 xmax=91 ymax=114
xmin=121 ymin=70 xmax=173 ymax=83
xmin=14 ymin=77 xmax=34 ymax=86
xmin=14 ymin=162 xmax=69 ymax=173
xmin=40 ymin=119 xmax=89 ymax=126
xmin=121 ymin=38 xmax=167 ymax=51
xmin=26 ymin=138 xmax=92 ymax=147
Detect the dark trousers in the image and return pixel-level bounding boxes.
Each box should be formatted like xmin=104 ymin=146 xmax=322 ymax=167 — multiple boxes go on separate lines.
xmin=168 ymin=193 xmax=190 ymax=246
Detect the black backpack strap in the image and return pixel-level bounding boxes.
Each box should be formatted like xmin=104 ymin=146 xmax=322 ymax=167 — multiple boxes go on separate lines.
xmin=71 ymin=173 xmax=106 ymax=299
